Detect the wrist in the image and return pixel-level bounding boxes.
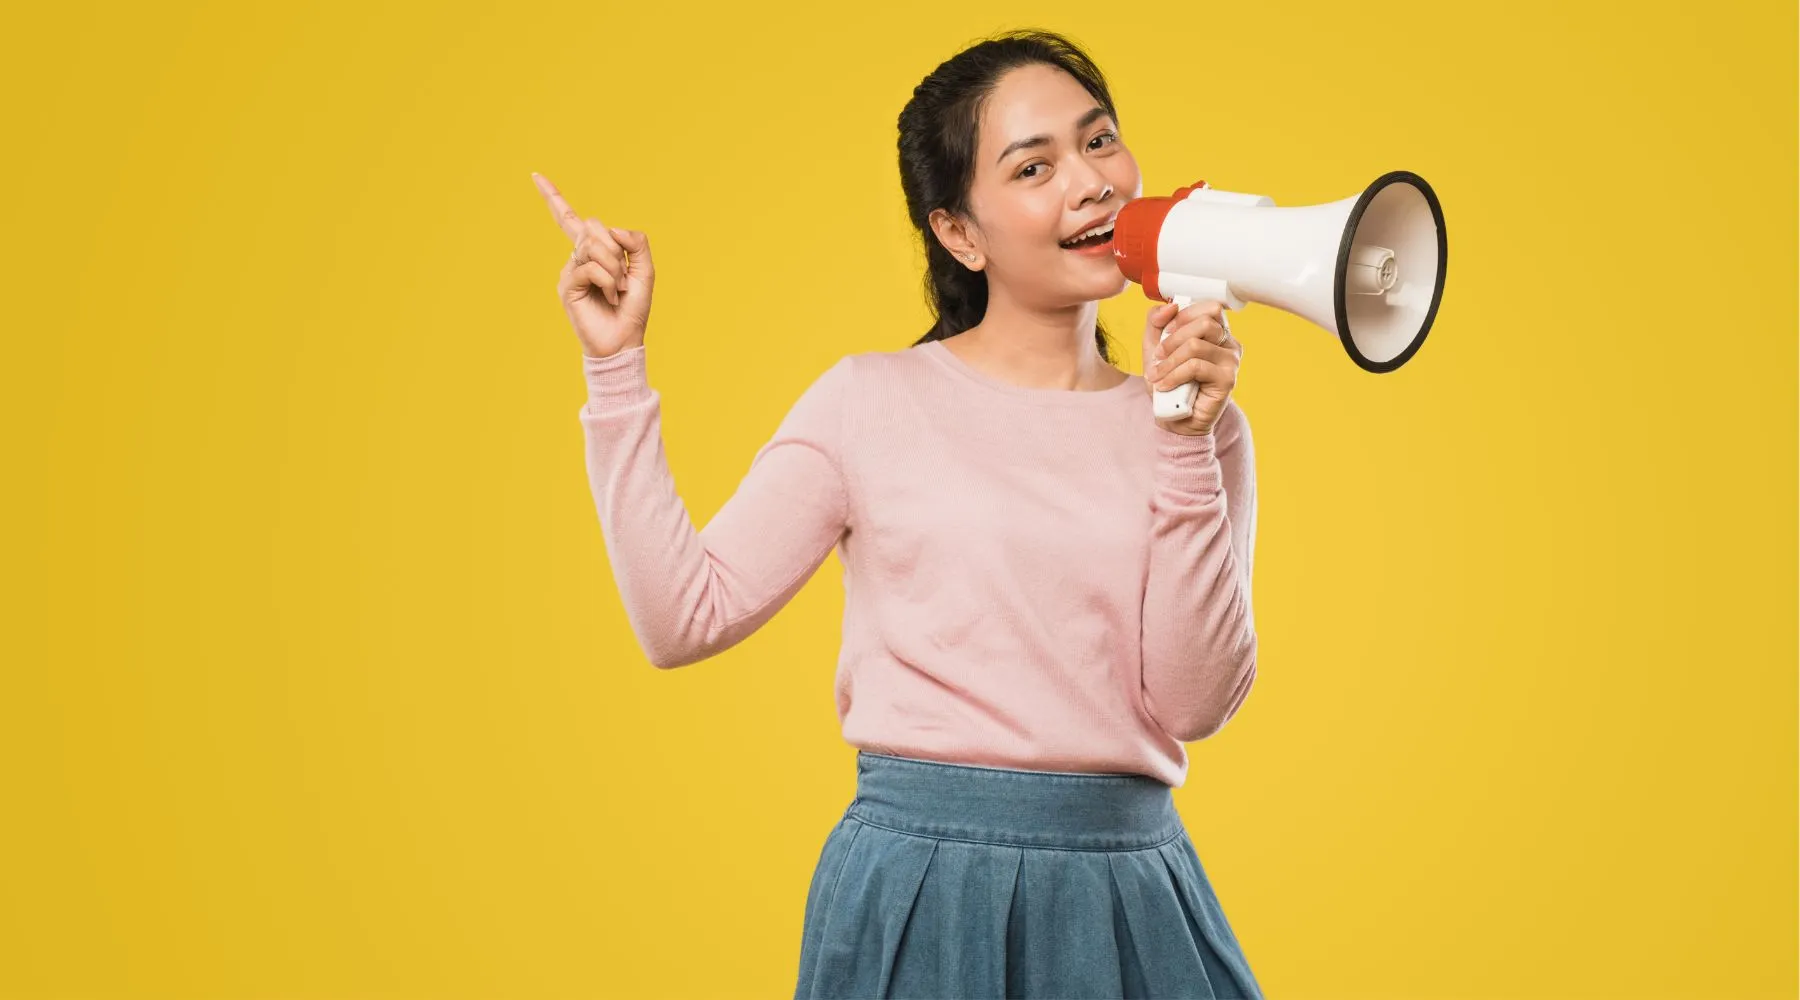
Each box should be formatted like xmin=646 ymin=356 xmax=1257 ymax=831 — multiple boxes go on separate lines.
xmin=583 ymin=344 xmax=653 ymax=407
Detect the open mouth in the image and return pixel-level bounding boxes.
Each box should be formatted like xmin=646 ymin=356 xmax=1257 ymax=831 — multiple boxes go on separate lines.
xmin=1059 ymin=221 xmax=1115 ymax=251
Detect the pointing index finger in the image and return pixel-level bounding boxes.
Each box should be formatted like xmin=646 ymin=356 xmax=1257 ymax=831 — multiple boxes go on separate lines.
xmin=531 ymin=172 xmax=587 ymax=244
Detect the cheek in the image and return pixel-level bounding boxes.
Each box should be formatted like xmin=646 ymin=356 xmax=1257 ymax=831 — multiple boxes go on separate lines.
xmin=1113 ymin=152 xmax=1142 ymax=196
xmin=1032 ymin=204 xmax=1067 ymax=249
xmin=992 ymin=220 xmax=1061 ymax=263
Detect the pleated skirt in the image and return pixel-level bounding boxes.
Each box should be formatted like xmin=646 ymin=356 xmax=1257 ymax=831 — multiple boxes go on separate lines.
xmin=793 ymin=751 xmax=1265 ymax=999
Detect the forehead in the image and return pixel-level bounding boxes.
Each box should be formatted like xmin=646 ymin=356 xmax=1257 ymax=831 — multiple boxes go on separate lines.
xmin=977 ymin=63 xmax=1104 ymax=159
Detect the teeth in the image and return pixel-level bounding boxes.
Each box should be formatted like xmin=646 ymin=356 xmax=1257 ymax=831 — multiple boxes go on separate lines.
xmin=1061 ymin=220 xmax=1116 ymax=246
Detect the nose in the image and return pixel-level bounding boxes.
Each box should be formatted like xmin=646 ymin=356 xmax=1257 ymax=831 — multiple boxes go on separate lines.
xmin=1080 ymin=175 xmax=1114 ymax=209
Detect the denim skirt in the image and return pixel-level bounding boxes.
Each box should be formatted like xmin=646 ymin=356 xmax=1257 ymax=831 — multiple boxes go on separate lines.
xmin=792 ymin=751 xmax=1265 ymax=999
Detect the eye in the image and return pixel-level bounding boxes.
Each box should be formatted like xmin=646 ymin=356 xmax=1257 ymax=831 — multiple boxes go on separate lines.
xmin=1015 ymin=132 xmax=1120 ymax=179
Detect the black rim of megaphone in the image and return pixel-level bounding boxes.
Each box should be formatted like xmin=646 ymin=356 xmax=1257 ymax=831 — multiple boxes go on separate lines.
xmin=1334 ymin=170 xmax=1448 ymax=374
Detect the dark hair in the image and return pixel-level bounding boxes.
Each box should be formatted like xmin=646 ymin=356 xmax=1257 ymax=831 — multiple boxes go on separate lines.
xmin=898 ymin=28 xmax=1123 ymax=365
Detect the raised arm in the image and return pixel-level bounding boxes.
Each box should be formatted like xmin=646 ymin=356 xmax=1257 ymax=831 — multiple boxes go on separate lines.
xmin=582 ymin=347 xmax=852 ymax=668
xmin=1139 ymin=399 xmax=1258 ymax=741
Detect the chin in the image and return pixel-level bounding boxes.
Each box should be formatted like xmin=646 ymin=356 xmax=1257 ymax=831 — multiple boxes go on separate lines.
xmin=1068 ymin=274 xmax=1126 ymax=305
xmin=1053 ymin=251 xmax=1130 ymax=302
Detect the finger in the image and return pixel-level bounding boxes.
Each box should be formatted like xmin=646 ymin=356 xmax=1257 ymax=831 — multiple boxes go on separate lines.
xmin=532 ymin=172 xmax=587 ymax=244
xmin=1143 ymin=301 xmax=1182 ymax=368
xmin=577 ymin=225 xmax=628 ymax=285
xmin=1152 ymin=330 xmax=1207 ymax=374
xmin=575 ymin=238 xmax=626 ymax=289
xmin=1146 ymin=300 xmax=1218 ymax=347
xmin=574 ymin=260 xmax=622 ymax=306
xmin=1152 ymin=356 xmax=1229 ymax=393
xmin=1151 ymin=334 xmax=1233 ymax=381
xmin=1151 ymin=300 xmax=1221 ymax=344
xmin=1177 ymin=300 xmax=1227 ymax=326
xmin=582 ymin=219 xmax=626 ymax=266
xmin=1173 ymin=309 xmax=1229 ymax=347
xmin=610 ymin=227 xmax=653 ymax=277
xmin=1152 ymin=313 xmax=1228 ymax=362
xmin=556 ymin=256 xmax=587 ymax=301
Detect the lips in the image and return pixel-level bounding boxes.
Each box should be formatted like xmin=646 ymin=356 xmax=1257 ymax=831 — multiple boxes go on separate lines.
xmin=1060 ymin=228 xmax=1115 ymax=253
xmin=1059 ymin=214 xmax=1118 ymax=249
xmin=1059 ymin=226 xmax=1115 ymax=252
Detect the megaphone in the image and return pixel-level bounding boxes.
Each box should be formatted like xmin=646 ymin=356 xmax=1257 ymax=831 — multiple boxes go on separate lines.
xmin=1112 ymin=170 xmax=1448 ymax=420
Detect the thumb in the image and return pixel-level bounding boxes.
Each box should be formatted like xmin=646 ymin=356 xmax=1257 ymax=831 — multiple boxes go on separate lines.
xmin=609 ymin=227 xmax=653 ymax=277
xmin=1142 ymin=301 xmax=1179 ymax=357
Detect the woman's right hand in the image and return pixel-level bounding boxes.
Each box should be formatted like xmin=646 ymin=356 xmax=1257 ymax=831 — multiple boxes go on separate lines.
xmin=532 ymin=172 xmax=656 ymax=359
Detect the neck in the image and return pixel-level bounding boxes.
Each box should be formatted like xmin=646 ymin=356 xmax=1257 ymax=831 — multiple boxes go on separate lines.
xmin=950 ymin=285 xmax=1113 ymax=391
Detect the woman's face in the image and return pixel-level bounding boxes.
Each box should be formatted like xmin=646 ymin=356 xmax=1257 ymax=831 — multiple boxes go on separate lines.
xmin=937 ymin=62 xmax=1143 ymax=308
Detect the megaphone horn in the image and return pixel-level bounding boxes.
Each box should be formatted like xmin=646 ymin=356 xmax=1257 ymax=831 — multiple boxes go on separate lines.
xmin=1113 ymin=171 xmax=1448 ymax=420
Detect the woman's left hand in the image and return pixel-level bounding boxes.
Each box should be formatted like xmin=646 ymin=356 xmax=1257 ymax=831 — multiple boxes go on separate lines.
xmin=1143 ymin=299 xmax=1242 ymax=436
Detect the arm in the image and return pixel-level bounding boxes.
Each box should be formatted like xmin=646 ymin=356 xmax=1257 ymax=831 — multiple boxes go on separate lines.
xmin=1139 ymin=399 xmax=1259 ymax=741
xmin=580 ymin=346 xmax=852 ymax=668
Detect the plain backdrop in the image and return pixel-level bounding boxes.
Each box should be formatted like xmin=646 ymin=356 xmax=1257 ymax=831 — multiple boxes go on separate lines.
xmin=4 ymin=1 xmax=1795 ymax=997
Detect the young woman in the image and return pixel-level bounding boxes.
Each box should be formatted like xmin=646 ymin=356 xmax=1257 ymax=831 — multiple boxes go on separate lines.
xmin=534 ymin=28 xmax=1263 ymax=1000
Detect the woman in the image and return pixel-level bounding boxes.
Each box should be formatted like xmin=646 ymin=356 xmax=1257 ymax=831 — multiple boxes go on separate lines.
xmin=533 ymin=27 xmax=1263 ymax=1000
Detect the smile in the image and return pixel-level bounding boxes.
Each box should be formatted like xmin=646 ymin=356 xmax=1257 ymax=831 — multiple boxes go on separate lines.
xmin=1059 ymin=220 xmax=1115 ymax=251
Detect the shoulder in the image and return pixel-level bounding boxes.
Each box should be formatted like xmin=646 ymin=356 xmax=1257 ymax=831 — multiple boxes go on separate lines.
xmin=807 ymin=342 xmax=939 ymax=391
xmin=844 ymin=341 xmax=934 ymax=376
xmin=786 ymin=343 xmax=924 ymax=414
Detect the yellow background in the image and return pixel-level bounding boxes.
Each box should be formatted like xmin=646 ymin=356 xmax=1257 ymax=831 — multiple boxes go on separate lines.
xmin=5 ymin=0 xmax=1794 ymax=996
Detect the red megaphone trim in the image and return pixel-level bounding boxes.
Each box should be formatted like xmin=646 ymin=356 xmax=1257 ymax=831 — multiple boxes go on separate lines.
xmin=1112 ymin=180 xmax=1208 ymax=302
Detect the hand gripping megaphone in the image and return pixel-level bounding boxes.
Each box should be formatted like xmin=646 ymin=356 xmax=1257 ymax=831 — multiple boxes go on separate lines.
xmin=1112 ymin=170 xmax=1448 ymax=420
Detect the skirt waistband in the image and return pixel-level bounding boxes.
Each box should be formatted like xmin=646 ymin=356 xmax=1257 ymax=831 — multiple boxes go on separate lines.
xmin=847 ymin=751 xmax=1183 ymax=851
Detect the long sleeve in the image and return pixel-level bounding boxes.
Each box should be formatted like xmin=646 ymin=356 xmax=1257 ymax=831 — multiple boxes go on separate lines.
xmin=1139 ymin=399 xmax=1259 ymax=742
xmin=579 ymin=345 xmax=852 ymax=668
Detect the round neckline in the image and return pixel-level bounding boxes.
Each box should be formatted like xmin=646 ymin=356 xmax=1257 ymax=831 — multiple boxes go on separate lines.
xmin=920 ymin=338 xmax=1140 ymax=405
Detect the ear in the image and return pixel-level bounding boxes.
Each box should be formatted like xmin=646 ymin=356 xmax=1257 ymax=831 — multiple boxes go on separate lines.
xmin=928 ymin=207 xmax=978 ymax=263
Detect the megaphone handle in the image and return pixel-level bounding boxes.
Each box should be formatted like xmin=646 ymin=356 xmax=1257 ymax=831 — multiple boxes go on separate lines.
xmin=1153 ymin=293 xmax=1212 ymax=421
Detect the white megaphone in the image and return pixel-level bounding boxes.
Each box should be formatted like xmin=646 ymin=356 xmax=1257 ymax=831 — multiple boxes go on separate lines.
xmin=1112 ymin=170 xmax=1448 ymax=420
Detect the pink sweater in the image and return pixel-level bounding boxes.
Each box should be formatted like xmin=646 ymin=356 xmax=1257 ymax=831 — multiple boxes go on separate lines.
xmin=580 ymin=337 xmax=1257 ymax=788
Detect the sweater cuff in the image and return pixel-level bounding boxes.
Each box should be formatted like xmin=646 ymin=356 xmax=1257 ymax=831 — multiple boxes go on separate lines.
xmin=1154 ymin=423 xmax=1222 ymax=496
xmin=583 ymin=345 xmax=654 ymax=411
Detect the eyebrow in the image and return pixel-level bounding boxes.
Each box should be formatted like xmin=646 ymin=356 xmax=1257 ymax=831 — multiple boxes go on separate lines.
xmin=995 ymin=106 xmax=1113 ymax=167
